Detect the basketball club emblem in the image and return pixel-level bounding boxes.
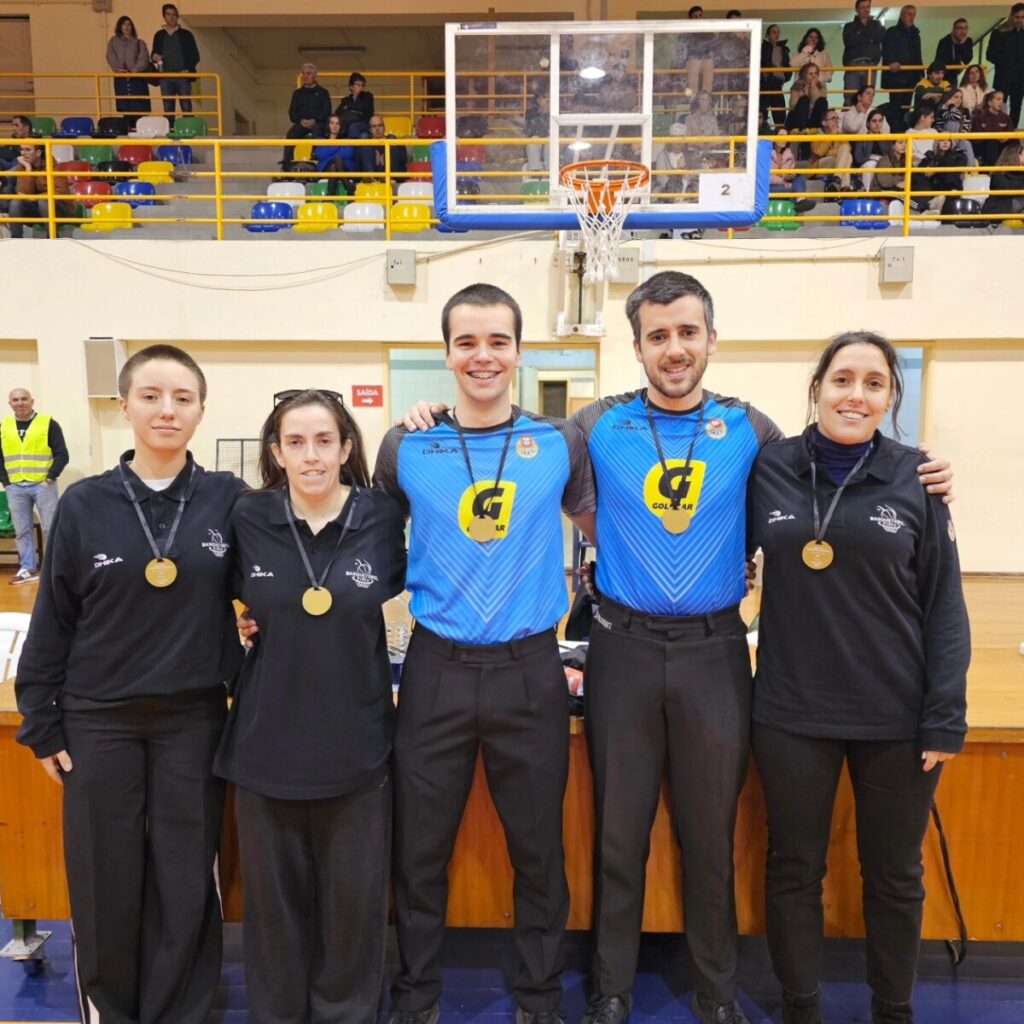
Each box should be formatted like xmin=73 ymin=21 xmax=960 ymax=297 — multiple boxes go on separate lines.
xmin=705 ymin=418 xmax=727 ymax=440
xmin=516 ymin=436 xmax=539 ymax=459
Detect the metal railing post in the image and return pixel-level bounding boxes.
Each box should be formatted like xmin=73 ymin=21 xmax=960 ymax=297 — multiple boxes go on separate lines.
xmin=214 ymin=140 xmax=224 ymax=240
xmin=44 ymin=142 xmax=57 ymax=239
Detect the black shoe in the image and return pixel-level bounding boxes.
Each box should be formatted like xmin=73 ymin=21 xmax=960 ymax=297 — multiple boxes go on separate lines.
xmin=690 ymin=993 xmax=751 ymax=1024
xmin=581 ymin=993 xmax=632 ymax=1024
xmin=782 ymin=989 xmax=823 ymax=1024
xmin=794 ymin=198 xmax=816 ymax=213
xmin=871 ymin=995 xmax=913 ymax=1023
xmin=387 ymin=1007 xmax=440 ymax=1024
xmin=515 ymin=1009 xmax=565 ymax=1024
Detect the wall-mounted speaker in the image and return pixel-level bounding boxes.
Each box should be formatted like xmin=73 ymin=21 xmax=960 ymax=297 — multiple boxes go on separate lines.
xmin=84 ymin=337 xmax=126 ymax=399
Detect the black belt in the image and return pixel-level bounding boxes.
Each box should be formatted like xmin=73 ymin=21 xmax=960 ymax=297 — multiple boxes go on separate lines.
xmin=596 ymin=596 xmax=744 ymax=640
xmin=411 ymin=624 xmax=557 ymax=664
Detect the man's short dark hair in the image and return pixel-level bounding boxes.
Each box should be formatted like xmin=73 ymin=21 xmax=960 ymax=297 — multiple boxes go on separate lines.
xmin=953 ymin=18 xmax=968 ymax=28
xmin=625 ymin=271 xmax=715 ymax=341
xmin=913 ymin=101 xmax=936 ymax=121
xmin=927 ymin=61 xmax=945 ymax=76
xmin=12 ymin=115 xmax=32 ymax=131
xmin=348 ymin=72 xmax=366 ymax=87
xmin=1013 ymin=4 xmax=1024 ymax=16
xmin=441 ymin=283 xmax=523 ymax=351
xmin=688 ymin=5 xmax=703 ymax=16
xmin=162 ymin=4 xmax=178 ymax=16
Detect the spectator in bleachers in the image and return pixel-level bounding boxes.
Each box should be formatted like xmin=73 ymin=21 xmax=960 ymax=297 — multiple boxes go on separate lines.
xmin=284 ymin=63 xmax=331 ymax=164
xmin=524 ymin=89 xmax=549 ymax=172
xmin=714 ymin=15 xmax=750 ymax=98
xmin=785 ymin=64 xmax=828 ymax=130
xmin=981 ymin=140 xmax=1024 ymax=219
xmin=960 ymin=64 xmax=988 ymax=116
xmin=912 ymin=62 xmax=953 ymax=111
xmin=911 ymin=137 xmax=968 ymax=211
xmin=106 ymin=16 xmax=151 ymax=129
xmin=987 ymin=4 xmax=1024 ymax=127
xmin=654 ymin=123 xmax=688 ymax=195
xmin=359 ymin=115 xmax=408 ymax=181
xmin=681 ymin=7 xmax=715 ymax=97
xmin=851 ymin=108 xmax=890 ymax=191
xmin=809 ymin=108 xmax=854 ymax=190
xmin=760 ymin=25 xmax=791 ymax=126
xmin=721 ymin=95 xmax=748 ymax=137
xmin=151 ymin=4 xmax=199 ymax=128
xmin=335 ymin=73 xmax=374 ymax=138
xmin=684 ymin=90 xmax=720 ymax=138
xmin=840 ymin=84 xmax=882 ymax=134
xmin=934 ymin=18 xmax=973 ymax=87
xmin=842 ymin=0 xmax=885 ymax=103
xmin=881 ymin=6 xmax=922 ymax=111
xmin=0 ymin=115 xmax=32 ymax=169
xmin=7 ymin=145 xmax=74 ymax=239
xmin=973 ymin=90 xmax=1014 ymax=167
xmin=316 ymin=115 xmax=356 ymax=196
xmin=873 ymin=138 xmax=908 ymax=195
xmin=791 ymin=29 xmax=834 ymax=85
xmin=769 ymin=127 xmax=814 ymax=210
xmin=935 ymin=89 xmax=978 ymax=165
xmin=905 ymin=103 xmax=938 ymax=164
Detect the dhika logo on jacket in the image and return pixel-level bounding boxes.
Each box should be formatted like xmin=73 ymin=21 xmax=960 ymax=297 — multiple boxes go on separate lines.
xmin=870 ymin=505 xmax=905 ymax=534
xmin=93 ymin=552 xmax=124 ymax=569
xmin=250 ymin=564 xmax=275 ymax=578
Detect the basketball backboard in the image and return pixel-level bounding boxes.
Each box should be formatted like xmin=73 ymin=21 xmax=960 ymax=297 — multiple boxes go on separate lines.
xmin=433 ymin=19 xmax=769 ymax=231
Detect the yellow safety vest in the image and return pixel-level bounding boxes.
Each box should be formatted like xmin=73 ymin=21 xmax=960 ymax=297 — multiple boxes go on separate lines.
xmin=1 ymin=414 xmax=53 ymax=484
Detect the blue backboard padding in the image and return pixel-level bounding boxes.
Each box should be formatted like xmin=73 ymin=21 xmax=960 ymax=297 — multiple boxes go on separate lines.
xmin=431 ymin=140 xmax=771 ymax=230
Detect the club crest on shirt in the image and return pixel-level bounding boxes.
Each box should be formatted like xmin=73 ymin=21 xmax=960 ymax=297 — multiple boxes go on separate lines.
xmin=345 ymin=558 xmax=379 ymax=589
xmin=202 ymin=528 xmax=229 ymax=558
xmin=869 ymin=505 xmax=905 ymax=534
xmin=457 ymin=479 xmax=517 ymax=541
xmin=642 ymin=460 xmax=706 ymax=523
xmin=705 ymin=418 xmax=727 ymax=440
xmin=515 ymin=436 xmax=539 ymax=459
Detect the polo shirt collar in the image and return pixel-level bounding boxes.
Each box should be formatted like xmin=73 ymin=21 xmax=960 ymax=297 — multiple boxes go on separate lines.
xmin=791 ymin=426 xmax=896 ymax=484
xmin=119 ymin=450 xmax=200 ymax=501
xmin=267 ymin=483 xmax=367 ymax=529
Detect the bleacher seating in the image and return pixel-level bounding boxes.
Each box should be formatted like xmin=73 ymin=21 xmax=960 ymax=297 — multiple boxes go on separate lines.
xmin=136 ymin=161 xmax=174 ymax=185
xmin=117 ymin=145 xmax=155 ymax=167
xmin=342 ymin=201 xmax=385 ymax=233
xmin=246 ymin=200 xmax=294 ymax=232
xmin=54 ymin=117 xmax=95 ymax=139
xmin=391 ymin=202 xmax=431 ymax=233
xmin=114 ymin=181 xmax=157 ymax=208
xmin=80 ymin=201 xmax=133 ymax=232
xmin=30 ymin=116 xmax=55 ymax=136
xmin=132 ymin=116 xmax=170 ymax=138
xmin=70 ymin=181 xmax=113 ymax=208
xmin=293 ymin=202 xmax=338 ymax=233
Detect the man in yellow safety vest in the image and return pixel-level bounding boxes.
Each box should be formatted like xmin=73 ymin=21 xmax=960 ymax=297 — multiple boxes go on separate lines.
xmin=1 ymin=388 xmax=68 ymax=584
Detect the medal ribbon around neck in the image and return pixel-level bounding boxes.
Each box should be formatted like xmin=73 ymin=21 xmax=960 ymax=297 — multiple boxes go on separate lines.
xmin=284 ymin=486 xmax=359 ymax=616
xmin=119 ymin=462 xmax=195 ymax=588
xmin=451 ymin=410 xmax=516 ymax=543
xmin=804 ymin=444 xmax=871 ymax=571
xmin=644 ymin=394 xmax=705 ymax=534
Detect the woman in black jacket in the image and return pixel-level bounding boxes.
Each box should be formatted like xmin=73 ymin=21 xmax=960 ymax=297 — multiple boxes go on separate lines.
xmin=760 ymin=25 xmax=791 ymax=125
xmin=747 ymin=331 xmax=970 ymax=1024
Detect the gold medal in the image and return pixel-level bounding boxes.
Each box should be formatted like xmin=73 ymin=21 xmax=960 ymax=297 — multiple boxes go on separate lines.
xmin=661 ymin=507 xmax=692 ymax=534
xmin=302 ymin=587 xmax=333 ymax=616
xmin=801 ymin=540 xmax=834 ymax=571
xmin=467 ymin=516 xmax=499 ymax=543
xmin=144 ymin=558 xmax=178 ymax=588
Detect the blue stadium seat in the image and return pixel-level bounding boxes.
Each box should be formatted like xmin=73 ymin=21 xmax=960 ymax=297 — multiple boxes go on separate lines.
xmin=246 ymin=200 xmax=293 ymax=232
xmin=840 ymin=198 xmax=887 ymax=230
xmin=113 ymin=181 xmax=158 ymax=208
xmin=54 ymin=117 xmax=95 ymax=139
xmin=157 ymin=145 xmax=193 ymax=167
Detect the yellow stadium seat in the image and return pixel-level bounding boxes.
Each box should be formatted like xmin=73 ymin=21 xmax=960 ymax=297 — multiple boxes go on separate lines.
xmin=390 ymin=202 xmax=431 ymax=233
xmin=292 ymin=141 xmax=314 ymax=163
xmin=136 ymin=160 xmax=174 ymax=185
xmin=385 ymin=115 xmax=413 ymax=138
xmin=293 ymin=202 xmax=339 ymax=233
xmin=355 ymin=181 xmax=392 ymax=204
xmin=81 ymin=202 xmax=134 ymax=232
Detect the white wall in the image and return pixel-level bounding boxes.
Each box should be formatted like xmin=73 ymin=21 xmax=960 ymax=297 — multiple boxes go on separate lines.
xmin=2 ymin=233 xmax=1021 ymax=572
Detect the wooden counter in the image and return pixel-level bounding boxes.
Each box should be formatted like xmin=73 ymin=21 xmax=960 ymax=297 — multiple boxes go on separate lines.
xmin=3 ymin=578 xmax=1023 ymax=941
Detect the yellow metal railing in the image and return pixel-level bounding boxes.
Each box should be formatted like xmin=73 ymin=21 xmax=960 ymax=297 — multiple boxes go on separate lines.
xmin=0 ymin=72 xmax=223 ymax=135
xmin=2 ymin=132 xmax=1021 ymax=241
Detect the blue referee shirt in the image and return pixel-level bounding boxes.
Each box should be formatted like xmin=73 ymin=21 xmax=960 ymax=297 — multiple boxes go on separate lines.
xmin=374 ymin=409 xmax=595 ymax=644
xmin=573 ymin=389 xmax=781 ymax=616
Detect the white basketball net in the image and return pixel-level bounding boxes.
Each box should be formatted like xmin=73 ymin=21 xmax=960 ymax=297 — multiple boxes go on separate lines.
xmin=560 ymin=161 xmax=651 ymax=286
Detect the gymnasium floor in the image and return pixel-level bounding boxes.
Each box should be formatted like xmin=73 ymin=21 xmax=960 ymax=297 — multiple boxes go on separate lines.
xmin=1 ymin=923 xmax=1023 ymax=1023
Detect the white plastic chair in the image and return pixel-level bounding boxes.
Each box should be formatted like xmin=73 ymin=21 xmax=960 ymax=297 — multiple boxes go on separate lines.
xmin=51 ymin=144 xmax=75 ymax=164
xmin=0 ymin=612 xmax=31 ymax=681
xmin=963 ymin=173 xmax=991 ymax=205
xmin=267 ymin=181 xmax=306 ymax=212
xmin=342 ymin=201 xmax=385 ymax=233
xmin=131 ymin=115 xmax=170 ymax=139
xmin=396 ymin=181 xmax=434 ymax=207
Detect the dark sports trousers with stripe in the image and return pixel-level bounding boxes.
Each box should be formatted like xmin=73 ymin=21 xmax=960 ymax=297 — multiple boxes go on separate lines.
xmin=62 ymin=689 xmax=226 ymax=1024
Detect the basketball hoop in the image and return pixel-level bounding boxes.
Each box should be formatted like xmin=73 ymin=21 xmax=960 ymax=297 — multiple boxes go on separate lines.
xmin=560 ymin=159 xmax=650 ymax=285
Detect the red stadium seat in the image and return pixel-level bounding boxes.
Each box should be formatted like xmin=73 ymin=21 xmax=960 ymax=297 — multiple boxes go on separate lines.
xmin=70 ymin=180 xmax=113 ymax=208
xmin=416 ymin=116 xmax=445 ymax=139
xmin=407 ymin=161 xmax=432 ymax=182
xmin=56 ymin=160 xmax=93 ymax=184
xmin=116 ymin=144 xmax=155 ymax=167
